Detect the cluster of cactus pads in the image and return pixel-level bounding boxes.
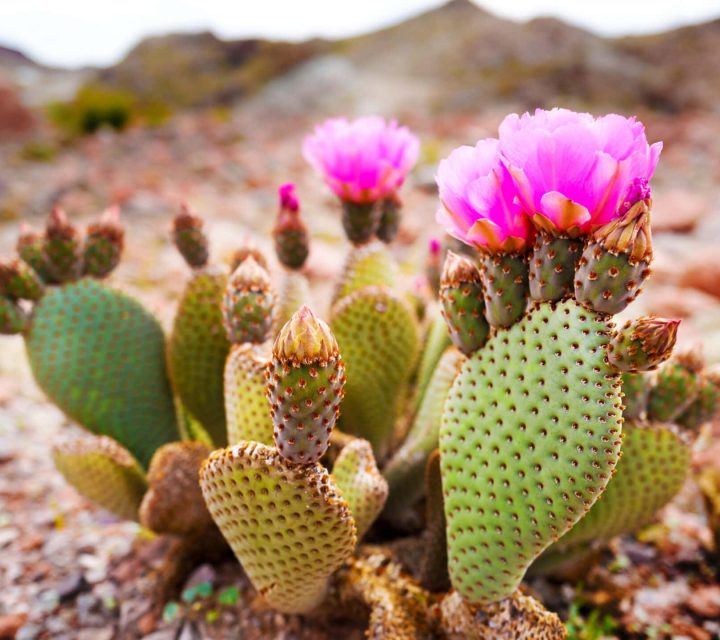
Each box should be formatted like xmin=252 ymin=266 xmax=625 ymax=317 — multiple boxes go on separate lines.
xmin=3 ymin=120 xmax=720 ymax=639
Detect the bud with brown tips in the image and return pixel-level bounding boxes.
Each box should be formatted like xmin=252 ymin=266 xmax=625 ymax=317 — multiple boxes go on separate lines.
xmin=83 ymin=206 xmax=125 ymax=278
xmin=267 ymin=306 xmax=346 ymax=464
xmin=608 ymin=316 xmax=679 ymax=372
xmin=222 ymin=257 xmax=275 ymax=344
xmin=173 ymin=204 xmax=209 ymax=269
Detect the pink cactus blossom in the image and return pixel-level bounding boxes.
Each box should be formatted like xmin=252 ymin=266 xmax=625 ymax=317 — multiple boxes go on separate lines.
xmin=303 ymin=116 xmax=420 ymax=204
xmin=278 ymin=183 xmax=299 ymax=212
xmin=436 ymin=139 xmax=534 ymax=254
xmin=498 ymin=108 xmax=662 ymax=235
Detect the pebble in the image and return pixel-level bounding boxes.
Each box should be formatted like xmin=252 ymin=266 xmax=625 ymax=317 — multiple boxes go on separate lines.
xmin=15 ymin=623 xmax=41 ymax=640
xmin=57 ymin=571 xmax=89 ymax=602
xmin=0 ymin=613 xmax=28 ymax=638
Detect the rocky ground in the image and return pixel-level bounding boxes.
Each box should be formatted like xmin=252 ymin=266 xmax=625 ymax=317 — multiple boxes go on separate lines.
xmin=1 ymin=105 xmax=720 ymax=639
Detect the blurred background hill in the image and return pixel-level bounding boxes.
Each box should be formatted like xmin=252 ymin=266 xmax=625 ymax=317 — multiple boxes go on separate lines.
xmin=0 ymin=0 xmax=719 ymax=357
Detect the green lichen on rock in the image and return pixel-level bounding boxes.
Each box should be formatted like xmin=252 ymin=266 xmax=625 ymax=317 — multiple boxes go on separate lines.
xmin=27 ymin=278 xmax=179 ymax=468
xmin=440 ymin=299 xmax=622 ymax=604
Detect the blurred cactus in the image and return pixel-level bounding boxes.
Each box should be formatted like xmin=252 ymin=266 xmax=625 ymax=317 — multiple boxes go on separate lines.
xmin=82 ymin=206 xmax=124 ymax=278
xmin=168 ymin=206 xmax=230 ymax=446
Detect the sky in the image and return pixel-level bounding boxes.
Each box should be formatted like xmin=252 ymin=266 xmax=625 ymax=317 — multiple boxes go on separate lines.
xmin=1 ymin=0 xmax=719 ymax=68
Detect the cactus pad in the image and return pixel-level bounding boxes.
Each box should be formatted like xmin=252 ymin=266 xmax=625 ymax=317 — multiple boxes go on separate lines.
xmin=622 ymin=372 xmax=648 ymax=420
xmin=332 ymin=439 xmax=388 ymax=539
xmin=224 ymin=344 xmax=274 ymax=446
xmin=139 ymin=441 xmax=215 ymax=537
xmin=331 ymin=286 xmax=420 ymax=459
xmin=222 ymin=258 xmax=275 ymax=344
xmin=0 ymin=296 xmax=26 ymax=334
xmin=333 ymin=241 xmax=398 ymax=305
xmin=168 ymin=268 xmax=230 ymax=446
xmin=440 ymin=299 xmax=622 ymax=604
xmin=528 ymin=234 xmax=582 ymax=302
xmin=199 ymin=441 xmax=357 ymax=613
xmin=549 ymin=421 xmax=690 ymax=552
xmin=275 ymin=271 xmax=311 ymax=334
xmin=479 ymin=252 xmax=529 ymax=328
xmin=384 ymin=347 xmax=465 ymax=516
xmin=52 ymin=435 xmax=147 ymax=521
xmin=0 ymin=259 xmax=44 ymax=301
xmin=647 ymin=357 xmax=701 ymax=423
xmin=677 ymin=372 xmax=720 ymax=430
xmin=27 ymin=279 xmax=179 ymax=468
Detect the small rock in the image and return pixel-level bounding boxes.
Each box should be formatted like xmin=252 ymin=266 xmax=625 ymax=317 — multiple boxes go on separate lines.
xmin=0 ymin=613 xmax=28 ymax=639
xmin=137 ymin=610 xmax=158 ymax=636
xmin=78 ymin=629 xmax=113 ymax=640
xmin=679 ymin=250 xmax=720 ymax=299
xmin=178 ymin=621 xmax=202 ymax=640
xmin=652 ymin=189 xmax=708 ymax=233
xmin=15 ymin=623 xmax=41 ymax=640
xmin=183 ymin=563 xmax=217 ymax=591
xmin=58 ymin=572 xmax=89 ymax=602
xmin=687 ymin=585 xmax=720 ymax=618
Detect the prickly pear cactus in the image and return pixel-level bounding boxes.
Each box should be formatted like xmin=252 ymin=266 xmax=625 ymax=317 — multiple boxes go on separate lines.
xmin=28 ymin=278 xmax=179 ymax=467
xmin=332 ymin=438 xmax=388 ymax=539
xmin=224 ymin=344 xmax=274 ymax=446
xmin=199 ymin=441 xmax=357 ymax=613
xmin=547 ymin=421 xmax=691 ymax=553
xmin=52 ymin=435 xmax=147 ymax=522
xmin=169 ymin=267 xmax=230 ymax=447
xmin=331 ymin=286 xmax=420 ymax=460
xmin=332 ymin=241 xmax=398 ymax=306
xmin=440 ymin=299 xmax=623 ymax=603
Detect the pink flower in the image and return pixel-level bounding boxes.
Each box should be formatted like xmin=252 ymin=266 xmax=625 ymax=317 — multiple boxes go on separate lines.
xmin=436 ymin=139 xmax=534 ymax=253
xmin=278 ymin=183 xmax=299 ymax=212
xmin=498 ymin=108 xmax=662 ymax=234
xmin=303 ymin=116 xmax=420 ymax=204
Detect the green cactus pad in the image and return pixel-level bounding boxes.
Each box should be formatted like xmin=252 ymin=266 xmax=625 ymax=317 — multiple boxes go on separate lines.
xmin=275 ymin=271 xmax=311 ymax=334
xmin=440 ymin=299 xmax=622 ymax=604
xmin=479 ymin=252 xmax=529 ymax=329
xmin=224 ymin=344 xmax=274 ymax=446
xmin=622 ymin=372 xmax=648 ymax=420
xmin=332 ymin=241 xmax=398 ymax=306
xmin=332 ymin=439 xmax=388 ymax=539
xmin=0 ymin=295 xmax=26 ymax=334
xmin=331 ymin=286 xmax=420 ymax=460
xmin=676 ymin=373 xmax=720 ymax=430
xmin=27 ymin=279 xmax=179 ymax=468
xmin=17 ymin=227 xmax=52 ymax=283
xmin=376 ymin=195 xmax=401 ymax=243
xmin=43 ymin=209 xmax=82 ymax=283
xmin=647 ymin=359 xmax=700 ymax=423
xmin=413 ymin=308 xmax=452 ymax=414
xmin=384 ymin=347 xmax=465 ymax=517
xmin=168 ymin=268 xmax=230 ymax=446
xmin=82 ymin=217 xmax=124 ymax=279
xmin=52 ymin=435 xmax=147 ymax=521
xmin=199 ymin=441 xmax=357 ymax=614
xmin=139 ymin=441 xmax=215 ymax=537
xmin=574 ymin=244 xmax=649 ymax=316
xmin=528 ymin=234 xmax=582 ymax=302
xmin=548 ymin=421 xmax=690 ymax=552
xmin=0 ymin=259 xmax=44 ymax=301
xmin=420 ymin=450 xmax=450 ymax=592
xmin=340 ymin=200 xmax=382 ymax=245
xmin=440 ymin=253 xmax=489 ymax=356
xmin=222 ymin=258 xmax=275 ymax=344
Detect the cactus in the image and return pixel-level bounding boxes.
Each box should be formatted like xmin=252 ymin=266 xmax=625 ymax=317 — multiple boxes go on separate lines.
xmin=544 ymin=421 xmax=691 ymax=555
xmin=575 ymin=199 xmax=652 ymax=315
xmin=376 ymin=193 xmax=402 ymax=243
xmin=332 ymin=439 xmax=388 ymax=539
xmin=647 ymin=349 xmax=704 ymax=422
xmin=0 ymin=259 xmax=44 ymax=301
xmin=43 ymin=207 xmax=83 ymax=283
xmin=383 ymin=347 xmax=464 ymax=519
xmin=224 ymin=343 xmax=274 ymax=445
xmin=222 ymin=257 xmax=275 ymax=344
xmin=268 ymin=307 xmax=345 ymax=464
xmin=607 ymin=316 xmax=679 ymax=372
xmin=478 ymin=251 xmax=529 ymax=328
xmin=0 ymin=295 xmax=26 ymax=334
xmin=27 ymin=277 xmax=179 ymax=467
xmin=82 ymin=206 xmax=125 ymax=278
xmin=273 ymin=183 xmax=309 ymax=269
xmin=332 ymin=240 xmax=398 ymax=305
xmin=412 ymin=306 xmax=452 ymax=413
xmin=439 ymin=252 xmax=489 ymax=355
xmin=52 ymin=435 xmax=147 ymax=522
xmin=528 ymin=233 xmax=583 ymax=302
xmin=331 ymin=286 xmax=420 ymax=460
xmin=199 ymin=441 xmax=357 ymax=613
xmin=168 ymin=208 xmax=231 ymax=445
